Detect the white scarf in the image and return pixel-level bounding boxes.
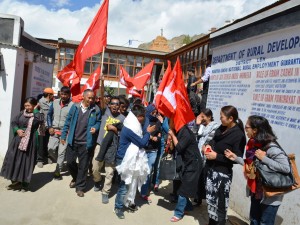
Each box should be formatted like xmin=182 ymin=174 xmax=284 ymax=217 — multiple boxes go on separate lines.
xmin=198 ymin=121 xmax=219 ymax=155
xmin=116 ymin=111 xmax=150 ymax=206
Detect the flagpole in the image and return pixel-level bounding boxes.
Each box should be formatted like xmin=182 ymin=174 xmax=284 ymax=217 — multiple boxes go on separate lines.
xmin=100 ymin=46 xmax=105 ymax=108
xmin=118 ymin=64 xmax=120 ymax=95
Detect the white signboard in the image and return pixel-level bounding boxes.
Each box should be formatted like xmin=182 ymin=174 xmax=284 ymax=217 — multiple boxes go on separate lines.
xmin=207 ymin=25 xmax=300 ymax=152
xmin=28 ymin=62 xmax=53 ymax=98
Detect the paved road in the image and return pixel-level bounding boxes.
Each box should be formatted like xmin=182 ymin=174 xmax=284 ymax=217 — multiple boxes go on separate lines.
xmin=0 ymin=163 xmax=248 ymax=225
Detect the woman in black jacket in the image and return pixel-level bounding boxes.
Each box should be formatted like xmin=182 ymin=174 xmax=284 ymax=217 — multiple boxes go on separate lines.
xmin=168 ymin=123 xmax=202 ymax=222
xmin=204 ymin=105 xmax=246 ymax=225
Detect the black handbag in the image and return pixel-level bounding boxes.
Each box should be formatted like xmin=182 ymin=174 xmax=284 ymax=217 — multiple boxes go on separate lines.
xmin=255 ymin=144 xmax=295 ymax=189
xmin=159 ymin=156 xmax=177 ymax=180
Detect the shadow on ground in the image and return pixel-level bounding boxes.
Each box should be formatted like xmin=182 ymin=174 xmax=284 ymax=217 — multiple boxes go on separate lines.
xmin=30 ymin=172 xmax=54 ymax=192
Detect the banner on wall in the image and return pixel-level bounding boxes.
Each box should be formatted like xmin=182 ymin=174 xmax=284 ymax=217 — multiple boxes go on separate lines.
xmin=29 ymin=62 xmax=53 ymax=98
xmin=207 ymin=25 xmax=300 ymax=151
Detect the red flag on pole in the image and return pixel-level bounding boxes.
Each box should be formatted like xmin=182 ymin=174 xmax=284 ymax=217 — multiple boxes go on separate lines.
xmin=74 ymin=0 xmax=109 ymax=77
xmin=56 ymin=0 xmax=109 ymax=86
xmin=132 ymin=60 xmax=154 ymax=90
xmin=119 ymin=65 xmax=134 ymax=88
xmin=155 ymin=58 xmax=195 ymax=132
xmin=70 ymin=77 xmax=82 ymax=103
xmin=81 ymin=66 xmax=101 ymax=93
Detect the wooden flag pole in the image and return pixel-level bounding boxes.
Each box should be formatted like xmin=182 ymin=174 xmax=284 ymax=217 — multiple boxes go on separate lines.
xmin=100 ymin=46 xmax=105 ymax=109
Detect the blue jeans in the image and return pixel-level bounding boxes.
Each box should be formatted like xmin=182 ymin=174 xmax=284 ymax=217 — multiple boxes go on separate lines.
xmin=174 ymin=195 xmax=193 ymax=218
xmin=141 ymin=151 xmax=157 ymax=196
xmin=260 ymin=204 xmax=279 ymax=225
xmin=114 ymin=158 xmax=128 ymax=209
xmin=153 ymin=139 xmax=165 ymax=185
xmin=250 ymin=195 xmax=279 ymax=225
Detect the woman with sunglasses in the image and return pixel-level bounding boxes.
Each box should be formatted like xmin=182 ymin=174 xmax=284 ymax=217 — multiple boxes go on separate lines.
xmin=225 ymin=115 xmax=290 ymax=225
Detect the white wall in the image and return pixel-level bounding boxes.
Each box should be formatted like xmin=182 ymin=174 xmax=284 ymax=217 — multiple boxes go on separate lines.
xmin=208 ymin=25 xmax=300 ymax=224
xmin=0 ymin=46 xmax=25 ymax=160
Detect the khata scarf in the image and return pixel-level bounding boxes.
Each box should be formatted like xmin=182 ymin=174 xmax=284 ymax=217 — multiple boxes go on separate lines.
xmin=18 ymin=111 xmax=34 ymax=151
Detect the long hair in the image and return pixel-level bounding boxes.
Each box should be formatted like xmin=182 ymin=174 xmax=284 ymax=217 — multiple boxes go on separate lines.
xmin=201 ymin=108 xmax=214 ymax=121
xmin=248 ymin=115 xmax=277 ymax=147
xmin=221 ymin=105 xmax=244 ymax=131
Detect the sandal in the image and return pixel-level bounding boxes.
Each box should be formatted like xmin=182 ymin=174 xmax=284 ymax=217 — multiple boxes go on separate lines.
xmin=170 ymin=216 xmax=182 ymax=222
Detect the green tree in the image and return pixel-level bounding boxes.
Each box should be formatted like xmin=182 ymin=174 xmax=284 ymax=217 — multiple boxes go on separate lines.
xmin=182 ymin=35 xmax=192 ymax=45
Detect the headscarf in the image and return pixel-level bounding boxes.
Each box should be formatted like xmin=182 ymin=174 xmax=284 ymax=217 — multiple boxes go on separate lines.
xmin=146 ymin=104 xmax=157 ymax=122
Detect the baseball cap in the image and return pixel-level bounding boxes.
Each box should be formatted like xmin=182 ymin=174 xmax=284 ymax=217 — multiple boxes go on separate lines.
xmin=44 ymin=87 xmax=54 ymax=94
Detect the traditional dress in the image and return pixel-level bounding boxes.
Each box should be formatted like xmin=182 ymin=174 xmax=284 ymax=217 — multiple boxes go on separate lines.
xmin=1 ymin=110 xmax=43 ymax=184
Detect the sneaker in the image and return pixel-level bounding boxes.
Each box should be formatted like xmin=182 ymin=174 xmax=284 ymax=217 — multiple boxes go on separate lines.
xmin=114 ymin=208 xmax=125 ymax=219
xmin=53 ymin=172 xmax=62 ymax=180
xmin=102 ymin=193 xmax=109 ymax=204
xmin=127 ymin=204 xmax=138 ymax=211
xmin=37 ymin=162 xmax=43 ymax=168
xmin=141 ymin=195 xmax=152 ymax=203
xmin=94 ymin=181 xmax=101 ymax=192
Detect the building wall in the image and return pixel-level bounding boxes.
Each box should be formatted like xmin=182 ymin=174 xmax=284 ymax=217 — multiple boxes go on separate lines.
xmin=0 ymin=46 xmax=25 ymax=160
xmin=208 ymin=2 xmax=300 ymax=224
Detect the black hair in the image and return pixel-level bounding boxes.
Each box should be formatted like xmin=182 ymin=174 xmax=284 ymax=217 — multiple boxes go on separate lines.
xmin=131 ymin=104 xmax=146 ymax=117
xmin=25 ymin=97 xmax=38 ymax=106
xmin=221 ymin=105 xmax=244 ymax=131
xmin=60 ymin=86 xmax=71 ymax=94
xmin=119 ymin=96 xmax=130 ymax=106
xmin=133 ymin=98 xmax=142 ymax=105
xmin=201 ymin=108 xmax=214 ymax=121
xmin=109 ymin=96 xmax=120 ymax=103
xmin=248 ymin=115 xmax=277 ymax=147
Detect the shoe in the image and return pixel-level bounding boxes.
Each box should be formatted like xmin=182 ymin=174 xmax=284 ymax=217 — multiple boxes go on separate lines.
xmin=141 ymin=195 xmax=152 ymax=203
xmin=76 ymin=190 xmax=84 ymax=197
xmin=170 ymin=216 xmax=182 ymax=222
xmin=114 ymin=208 xmax=125 ymax=219
xmin=154 ymin=184 xmax=159 ymax=192
xmin=53 ymin=172 xmax=62 ymax=180
xmin=47 ymin=158 xmax=53 ymax=164
xmin=6 ymin=182 xmax=21 ymax=191
xmin=21 ymin=182 xmax=29 ymax=192
xmin=127 ymin=204 xmax=138 ymax=211
xmin=94 ymin=181 xmax=101 ymax=192
xmin=102 ymin=193 xmax=109 ymax=204
xmin=69 ymin=180 xmax=76 ymax=188
xmin=37 ymin=162 xmax=43 ymax=168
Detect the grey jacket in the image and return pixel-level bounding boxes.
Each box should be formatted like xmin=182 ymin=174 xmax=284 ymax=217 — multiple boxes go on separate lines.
xmin=47 ymin=99 xmax=74 ymax=129
xmin=39 ymin=97 xmax=51 ymax=125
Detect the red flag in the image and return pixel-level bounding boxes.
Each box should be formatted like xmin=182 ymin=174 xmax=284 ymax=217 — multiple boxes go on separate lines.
xmin=119 ymin=65 xmax=134 ymax=88
xmin=126 ymin=87 xmax=142 ymax=97
xmin=71 ymin=77 xmax=82 ymax=103
xmin=154 ymin=61 xmax=174 ymax=118
xmin=81 ymin=66 xmax=101 ymax=93
xmin=156 ymin=58 xmax=195 ymax=132
xmin=57 ymin=0 xmax=109 ymax=84
xmin=57 ymin=61 xmax=78 ymax=86
xmin=132 ymin=60 xmax=154 ymax=90
xmin=74 ymin=0 xmax=109 ymax=77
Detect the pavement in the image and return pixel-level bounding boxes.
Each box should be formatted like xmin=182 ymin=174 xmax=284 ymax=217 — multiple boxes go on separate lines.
xmin=0 ymin=162 xmax=249 ymax=225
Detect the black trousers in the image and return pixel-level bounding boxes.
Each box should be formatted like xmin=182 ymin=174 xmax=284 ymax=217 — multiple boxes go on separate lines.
xmin=66 ymin=143 xmax=91 ymax=191
xmin=37 ymin=130 xmax=50 ymax=163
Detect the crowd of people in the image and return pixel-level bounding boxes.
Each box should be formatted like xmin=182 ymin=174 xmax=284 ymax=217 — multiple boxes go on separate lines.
xmin=0 ymin=82 xmax=290 ymax=225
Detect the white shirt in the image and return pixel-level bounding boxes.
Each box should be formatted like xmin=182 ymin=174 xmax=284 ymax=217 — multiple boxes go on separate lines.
xmin=80 ymin=102 xmax=89 ymax=113
xmin=202 ymin=66 xmax=212 ymax=82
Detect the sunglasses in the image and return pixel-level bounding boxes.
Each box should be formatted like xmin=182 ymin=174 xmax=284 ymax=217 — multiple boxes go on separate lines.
xmin=110 ymin=102 xmax=120 ymax=106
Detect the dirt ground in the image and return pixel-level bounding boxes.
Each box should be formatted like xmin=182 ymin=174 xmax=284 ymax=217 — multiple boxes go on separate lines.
xmin=0 ymin=162 xmax=248 ymax=225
